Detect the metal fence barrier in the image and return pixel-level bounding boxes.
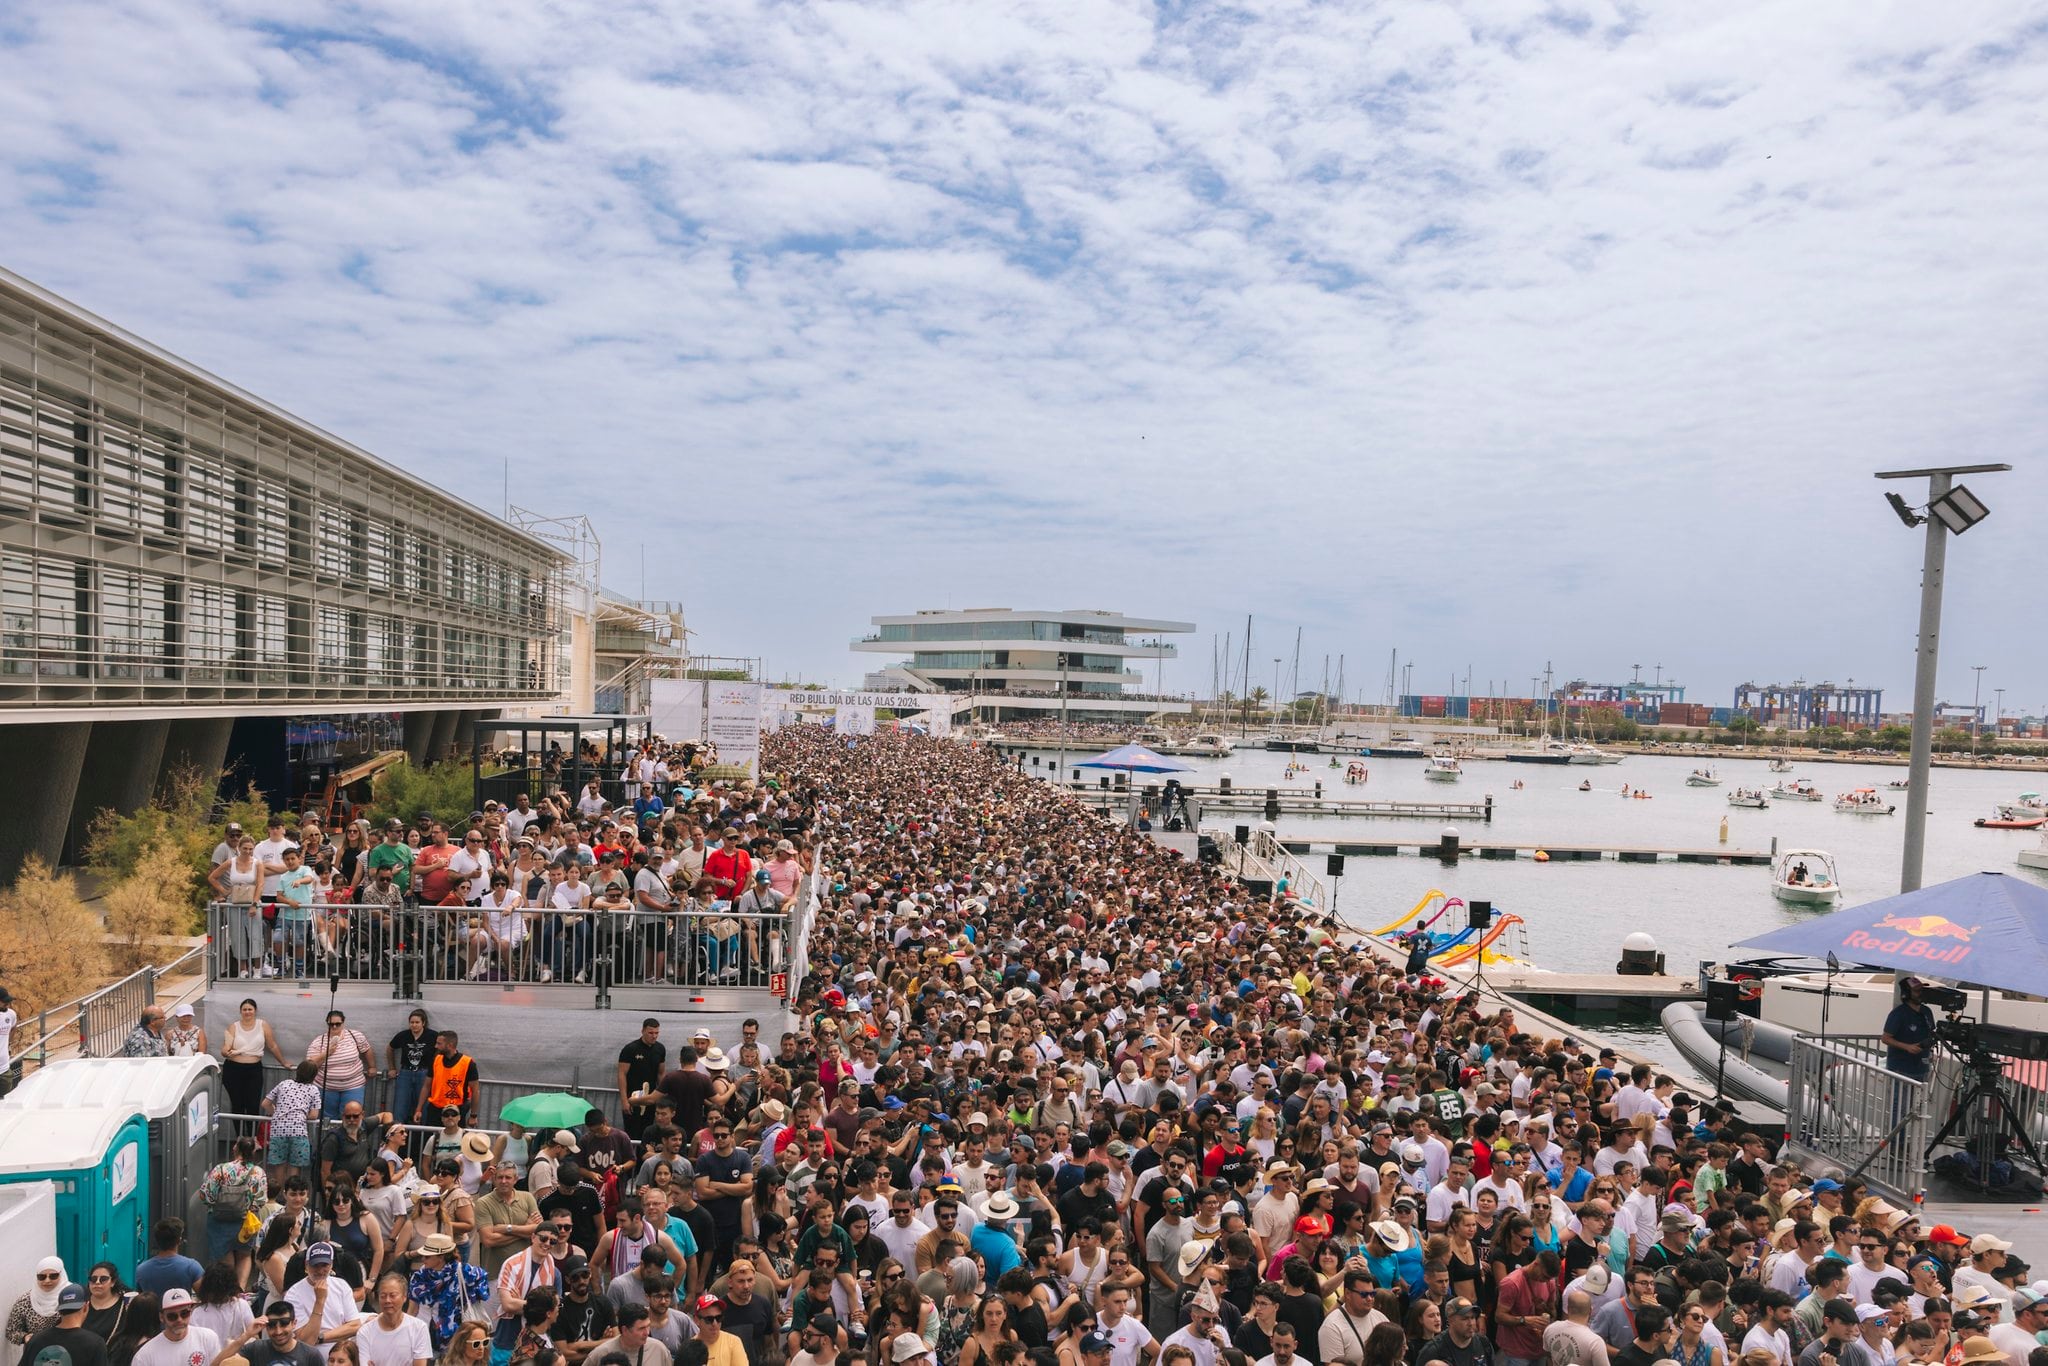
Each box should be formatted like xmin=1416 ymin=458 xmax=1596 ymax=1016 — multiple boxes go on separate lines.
xmin=1786 ymin=1033 xmax=1928 ymax=1203
xmin=236 ymin=1064 xmax=624 ymax=1133
xmin=208 ymin=900 xmax=794 ymax=995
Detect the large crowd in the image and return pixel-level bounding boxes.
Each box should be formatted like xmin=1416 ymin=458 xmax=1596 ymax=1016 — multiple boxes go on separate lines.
xmin=22 ymin=728 xmax=2048 ymax=1366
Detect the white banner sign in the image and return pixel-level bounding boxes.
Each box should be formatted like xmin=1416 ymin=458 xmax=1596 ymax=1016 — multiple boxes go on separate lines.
xmin=649 ymin=679 xmax=706 ymax=743
xmin=834 ymin=705 xmax=876 ymax=736
xmin=708 ymin=682 xmax=764 ymax=772
xmin=922 ymin=708 xmax=953 ymax=737
xmin=783 ymin=690 xmax=962 ymax=711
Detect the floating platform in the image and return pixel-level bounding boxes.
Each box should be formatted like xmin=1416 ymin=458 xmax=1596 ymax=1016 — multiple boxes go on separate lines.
xmin=1284 ymin=838 xmax=1770 ymax=866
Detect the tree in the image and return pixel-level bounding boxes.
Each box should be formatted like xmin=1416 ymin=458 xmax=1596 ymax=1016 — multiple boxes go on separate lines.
xmin=369 ymin=758 xmax=483 ymax=830
xmin=0 ymin=858 xmax=109 ymax=1019
xmin=85 ymin=764 xmax=269 ymax=914
xmin=103 ymin=839 xmax=200 ymax=974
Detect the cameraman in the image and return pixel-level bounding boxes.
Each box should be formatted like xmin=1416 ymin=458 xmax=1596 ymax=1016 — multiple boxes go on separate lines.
xmin=1881 ymin=977 xmax=1936 ymax=1081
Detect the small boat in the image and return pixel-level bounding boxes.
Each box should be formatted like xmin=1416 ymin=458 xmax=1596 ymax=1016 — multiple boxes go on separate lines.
xmin=1423 ymin=754 xmax=1463 ymax=782
xmin=2021 ymin=828 xmax=2048 ymax=873
xmin=1978 ymin=812 xmax=2048 ymax=830
xmin=1887 ymin=779 xmax=1909 ymax=790
xmin=1686 ymin=768 xmax=1721 ymax=787
xmin=1997 ymin=792 xmax=2048 ymax=821
xmin=1156 ymin=731 xmax=1233 ymax=758
xmin=1834 ymin=788 xmax=1895 ymax=815
xmin=1661 ymin=1001 xmax=1794 ymax=1110
xmin=1578 ymin=779 xmax=1592 ymax=791
xmin=1770 ymin=778 xmax=1824 ymax=803
xmin=1768 ymin=757 xmax=1795 ymax=773
xmin=1727 ymin=788 xmax=1770 ymax=809
xmin=1772 ymin=847 xmax=1841 ymax=906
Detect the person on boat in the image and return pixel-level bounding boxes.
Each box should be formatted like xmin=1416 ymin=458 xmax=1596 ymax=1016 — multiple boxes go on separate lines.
xmin=1790 ymin=862 xmax=1808 ymax=885
xmin=1578 ymin=780 xmax=1591 ymax=792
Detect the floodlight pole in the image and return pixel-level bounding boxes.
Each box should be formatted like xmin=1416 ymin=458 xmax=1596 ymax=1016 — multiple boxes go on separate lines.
xmin=1876 ymin=463 xmax=2010 ymax=893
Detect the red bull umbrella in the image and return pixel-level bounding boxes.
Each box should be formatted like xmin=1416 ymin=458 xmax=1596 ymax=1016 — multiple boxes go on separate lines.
xmin=1734 ymin=871 xmax=2048 ymax=996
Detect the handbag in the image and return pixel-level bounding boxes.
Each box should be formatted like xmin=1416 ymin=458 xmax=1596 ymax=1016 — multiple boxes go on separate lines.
xmin=456 ymin=1265 xmax=492 ymax=1329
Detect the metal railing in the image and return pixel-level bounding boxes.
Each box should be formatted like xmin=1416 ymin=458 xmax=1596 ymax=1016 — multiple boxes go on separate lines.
xmin=207 ymin=900 xmax=795 ymax=996
xmin=1250 ymin=828 xmax=1330 ymax=914
xmin=1786 ymin=1034 xmax=1928 ymax=1203
xmin=233 ymin=1065 xmax=625 ymax=1132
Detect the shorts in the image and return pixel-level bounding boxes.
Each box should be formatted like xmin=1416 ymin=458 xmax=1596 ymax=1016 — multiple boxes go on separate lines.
xmin=267 ymin=1133 xmax=311 ymax=1168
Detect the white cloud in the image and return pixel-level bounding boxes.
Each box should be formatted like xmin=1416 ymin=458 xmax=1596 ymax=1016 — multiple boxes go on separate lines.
xmin=1 ymin=0 xmax=2045 ymax=700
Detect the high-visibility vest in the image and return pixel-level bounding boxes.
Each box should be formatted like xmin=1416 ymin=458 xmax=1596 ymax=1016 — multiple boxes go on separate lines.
xmin=427 ymin=1053 xmax=473 ymax=1110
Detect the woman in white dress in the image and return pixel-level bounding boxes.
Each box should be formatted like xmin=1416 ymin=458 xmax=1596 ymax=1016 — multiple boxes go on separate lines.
xmin=468 ymin=871 xmax=527 ymax=980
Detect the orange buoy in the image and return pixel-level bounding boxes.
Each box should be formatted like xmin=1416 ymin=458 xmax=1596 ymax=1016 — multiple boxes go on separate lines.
xmin=1533 ymin=849 xmax=1550 ymax=862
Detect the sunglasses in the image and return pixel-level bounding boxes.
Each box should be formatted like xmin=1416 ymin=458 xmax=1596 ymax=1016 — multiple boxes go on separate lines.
xmin=163 ymin=1310 xmax=192 ymax=1322
xmin=35 ymin=1273 xmax=59 ymax=1282
xmin=699 ymin=1313 xmax=722 ymax=1323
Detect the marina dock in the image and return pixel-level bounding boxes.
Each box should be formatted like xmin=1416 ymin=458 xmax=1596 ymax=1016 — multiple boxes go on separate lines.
xmin=1059 ymin=778 xmax=1491 ymax=823
xmin=1283 ymin=837 xmax=1771 ymax=866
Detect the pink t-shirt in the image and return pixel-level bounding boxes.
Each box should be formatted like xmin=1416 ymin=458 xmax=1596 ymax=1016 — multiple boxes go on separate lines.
xmin=767 ymin=857 xmax=803 ymax=898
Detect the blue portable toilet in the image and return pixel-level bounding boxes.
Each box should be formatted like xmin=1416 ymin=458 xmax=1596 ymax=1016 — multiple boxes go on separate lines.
xmin=0 ymin=1107 xmax=149 ymax=1274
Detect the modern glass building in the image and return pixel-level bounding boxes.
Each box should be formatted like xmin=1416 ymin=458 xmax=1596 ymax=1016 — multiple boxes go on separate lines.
xmin=0 ymin=266 xmax=570 ymax=876
xmin=853 ymin=608 xmax=1193 ymax=720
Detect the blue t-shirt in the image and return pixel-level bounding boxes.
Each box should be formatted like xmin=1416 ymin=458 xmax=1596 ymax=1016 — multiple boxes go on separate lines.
xmin=971 ymin=1223 xmax=1021 ymax=1289
xmin=1883 ymin=1003 xmax=1933 ymax=1078
xmin=133 ymin=1252 xmax=205 ymax=1296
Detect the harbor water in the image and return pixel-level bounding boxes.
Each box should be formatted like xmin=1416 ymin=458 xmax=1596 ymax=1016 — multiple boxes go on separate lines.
xmin=1019 ymin=745 xmax=2048 ymax=1071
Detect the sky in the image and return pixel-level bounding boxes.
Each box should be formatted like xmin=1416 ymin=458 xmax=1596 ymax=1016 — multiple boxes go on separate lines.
xmin=3 ymin=1 xmax=2045 ymax=708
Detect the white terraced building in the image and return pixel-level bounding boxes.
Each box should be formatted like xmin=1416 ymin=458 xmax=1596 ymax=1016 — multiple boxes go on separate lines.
xmin=853 ymin=607 xmax=1193 ymax=722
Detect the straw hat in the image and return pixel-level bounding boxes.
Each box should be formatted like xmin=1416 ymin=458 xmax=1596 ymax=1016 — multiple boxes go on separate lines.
xmin=460 ymin=1132 xmax=495 ymax=1163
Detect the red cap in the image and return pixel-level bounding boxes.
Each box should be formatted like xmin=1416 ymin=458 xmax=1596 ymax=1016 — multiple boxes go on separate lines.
xmin=696 ymin=1295 xmax=724 ymax=1314
xmin=1294 ymin=1214 xmax=1331 ymax=1236
xmin=1929 ymin=1225 xmax=1968 ymax=1246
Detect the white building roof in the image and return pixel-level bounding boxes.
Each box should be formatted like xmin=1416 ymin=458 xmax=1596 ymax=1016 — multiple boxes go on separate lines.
xmin=3 ymin=1056 xmax=217 ymax=1120
xmin=0 ymin=1107 xmax=143 ymax=1175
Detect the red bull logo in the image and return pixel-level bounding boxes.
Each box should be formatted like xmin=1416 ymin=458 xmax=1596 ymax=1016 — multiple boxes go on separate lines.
xmin=1842 ymin=914 xmax=1981 ymax=965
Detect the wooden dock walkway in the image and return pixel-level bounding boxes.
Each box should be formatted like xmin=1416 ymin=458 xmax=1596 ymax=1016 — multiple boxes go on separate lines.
xmin=1283 ymin=838 xmax=1771 ymax=867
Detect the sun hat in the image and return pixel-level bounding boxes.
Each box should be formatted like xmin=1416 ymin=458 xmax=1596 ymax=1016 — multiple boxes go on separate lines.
xmin=1370 ymin=1220 xmax=1410 ymax=1251
xmin=460 ymin=1132 xmax=495 ymax=1162
xmin=420 ymin=1233 xmax=459 ymax=1256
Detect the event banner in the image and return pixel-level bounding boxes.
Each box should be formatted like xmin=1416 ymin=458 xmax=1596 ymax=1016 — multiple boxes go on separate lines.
xmin=708 ymin=682 xmax=764 ymax=772
xmin=648 ymin=678 xmax=706 ymax=742
xmin=923 ymin=707 xmax=953 ymax=737
xmin=782 ymin=689 xmax=959 ymax=711
xmin=834 ymin=705 xmax=877 ymax=736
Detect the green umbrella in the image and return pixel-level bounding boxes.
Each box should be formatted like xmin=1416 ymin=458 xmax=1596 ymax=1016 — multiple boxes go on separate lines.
xmin=697 ymin=763 xmax=752 ymax=782
xmin=498 ymin=1092 xmax=599 ymax=1130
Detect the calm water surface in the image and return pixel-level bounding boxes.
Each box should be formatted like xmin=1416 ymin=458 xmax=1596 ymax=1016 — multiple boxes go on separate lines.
xmin=1021 ymin=746 xmax=2048 ymax=978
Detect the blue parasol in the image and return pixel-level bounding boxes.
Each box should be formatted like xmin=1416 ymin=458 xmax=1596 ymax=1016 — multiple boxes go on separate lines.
xmin=1076 ymin=743 xmax=1194 ymax=775
xmin=1732 ymin=871 xmax=2048 ymax=996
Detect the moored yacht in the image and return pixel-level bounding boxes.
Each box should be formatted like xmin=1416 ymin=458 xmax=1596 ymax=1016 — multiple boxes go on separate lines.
xmin=1423 ymin=753 xmax=1463 ymax=781
xmin=1834 ymin=787 xmax=1895 ymax=815
xmin=1770 ymin=778 xmax=1823 ymax=802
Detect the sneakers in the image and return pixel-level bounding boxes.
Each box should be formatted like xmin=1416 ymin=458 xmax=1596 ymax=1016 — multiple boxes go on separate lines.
xmin=538 ymin=966 xmax=553 ymax=983
xmin=573 ymin=970 xmax=586 ymax=984
xmin=259 ymin=962 xmax=276 ymax=979
xmin=468 ymin=958 xmax=489 ymax=980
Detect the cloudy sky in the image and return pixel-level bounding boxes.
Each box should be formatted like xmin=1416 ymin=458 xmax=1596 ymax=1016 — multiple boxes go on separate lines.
xmin=4 ymin=1 xmax=2044 ymax=707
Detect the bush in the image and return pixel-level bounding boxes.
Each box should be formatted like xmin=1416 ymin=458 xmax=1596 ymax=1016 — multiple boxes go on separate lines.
xmin=0 ymin=858 xmax=110 ymax=1018
xmin=368 ymin=758 xmax=483 ymax=830
xmin=83 ymin=764 xmax=270 ymax=914
xmin=103 ymin=839 xmax=200 ymax=974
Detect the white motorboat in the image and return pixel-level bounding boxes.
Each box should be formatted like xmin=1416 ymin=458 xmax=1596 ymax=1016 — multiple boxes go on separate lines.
xmin=1768 ymin=757 xmax=1795 ymax=772
xmin=1424 ymin=754 xmax=1463 ymax=782
xmin=1772 ymin=848 xmax=1841 ymax=906
xmin=2021 ymin=828 xmax=2048 ymax=873
xmin=1563 ymin=742 xmax=1620 ymax=765
xmin=1997 ymin=792 xmax=2048 ymax=822
xmin=1727 ymin=788 xmax=1770 ymax=809
xmin=1686 ymin=768 xmax=1721 ymax=787
xmin=1156 ymin=731 xmax=1233 ymax=758
xmin=1770 ymin=778 xmax=1824 ymax=802
xmin=1132 ymin=726 xmax=1173 ymax=748
xmin=1834 ymin=787 xmax=1895 ymax=815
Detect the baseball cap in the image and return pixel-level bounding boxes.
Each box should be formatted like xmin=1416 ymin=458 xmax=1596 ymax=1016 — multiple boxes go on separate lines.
xmin=1928 ymin=1224 xmax=1969 ymax=1245
xmin=1447 ymin=1296 xmax=1480 ymax=1318
xmin=55 ymin=1284 xmax=87 ymax=1313
xmin=696 ymin=1295 xmax=723 ymax=1315
xmin=808 ymin=1314 xmax=840 ymax=1336
xmin=1970 ymin=1233 xmax=2014 ymax=1255
xmin=551 ymin=1129 xmax=581 ymax=1152
xmin=1810 ymin=1178 xmax=1843 ymax=1193
xmin=1080 ymin=1334 xmax=1114 ymax=1356
xmin=305 ymin=1242 xmax=336 ymax=1265
xmin=161 ymin=1289 xmax=196 ymax=1309
xmin=1855 ymin=1305 xmax=1891 ymax=1323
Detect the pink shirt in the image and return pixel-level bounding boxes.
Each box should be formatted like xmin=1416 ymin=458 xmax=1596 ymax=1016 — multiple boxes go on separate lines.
xmin=767 ymin=857 xmax=803 ymax=898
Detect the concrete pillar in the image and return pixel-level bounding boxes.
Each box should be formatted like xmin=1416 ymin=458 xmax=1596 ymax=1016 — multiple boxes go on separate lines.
xmin=157 ymin=717 xmax=234 ymax=799
xmin=402 ymin=712 xmax=435 ymax=766
xmin=68 ymin=718 xmax=172 ymax=862
xmin=426 ymin=710 xmax=460 ymax=765
xmin=0 ymin=721 xmax=91 ymax=879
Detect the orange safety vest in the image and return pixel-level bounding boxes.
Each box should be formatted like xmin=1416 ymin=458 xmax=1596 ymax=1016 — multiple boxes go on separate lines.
xmin=427 ymin=1053 xmax=474 ymax=1111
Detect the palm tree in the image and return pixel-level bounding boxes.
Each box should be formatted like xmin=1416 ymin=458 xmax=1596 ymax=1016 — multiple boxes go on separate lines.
xmin=1249 ymin=686 xmax=1271 ymax=722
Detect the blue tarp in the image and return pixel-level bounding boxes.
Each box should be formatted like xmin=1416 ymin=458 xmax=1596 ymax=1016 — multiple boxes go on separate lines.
xmin=1733 ymin=871 xmax=2048 ymax=996
xmin=1075 ymin=743 xmax=1193 ymax=775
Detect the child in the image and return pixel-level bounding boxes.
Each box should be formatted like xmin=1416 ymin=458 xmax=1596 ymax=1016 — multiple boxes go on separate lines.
xmin=274 ymin=846 xmax=320 ymax=977
xmin=1694 ymin=1141 xmax=1730 ymax=1211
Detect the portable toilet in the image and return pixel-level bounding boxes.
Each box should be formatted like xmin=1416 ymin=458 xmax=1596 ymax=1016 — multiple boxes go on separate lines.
xmin=0 ymin=1107 xmax=149 ymax=1273
xmin=2 ymin=1057 xmax=222 ymax=1231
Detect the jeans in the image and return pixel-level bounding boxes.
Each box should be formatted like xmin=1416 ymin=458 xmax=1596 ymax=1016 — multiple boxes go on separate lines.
xmin=322 ymin=1085 xmax=365 ymax=1122
xmin=392 ymin=1069 xmax=427 ymax=1125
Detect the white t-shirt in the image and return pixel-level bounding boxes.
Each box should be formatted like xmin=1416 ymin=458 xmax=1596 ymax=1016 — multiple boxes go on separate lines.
xmin=1740 ymin=1324 xmax=1791 ymax=1366
xmin=254 ymin=836 xmax=297 ymax=896
xmin=285 ymin=1277 xmax=365 ymax=1360
xmin=131 ymin=1327 xmax=224 ymax=1366
xmin=1095 ymin=1315 xmax=1156 ymax=1366
xmin=448 ymin=848 xmax=491 ymax=903
xmin=354 ymin=1312 xmax=434 ymax=1366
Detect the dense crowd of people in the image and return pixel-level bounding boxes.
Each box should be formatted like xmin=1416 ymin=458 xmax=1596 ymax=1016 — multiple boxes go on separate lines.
xmin=28 ymin=727 xmax=2048 ymax=1366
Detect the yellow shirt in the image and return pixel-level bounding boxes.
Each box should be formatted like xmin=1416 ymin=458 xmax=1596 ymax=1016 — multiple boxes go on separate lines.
xmin=702 ymin=1334 xmax=750 ymax=1366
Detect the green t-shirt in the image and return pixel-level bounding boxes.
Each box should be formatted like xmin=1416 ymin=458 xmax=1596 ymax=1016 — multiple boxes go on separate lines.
xmin=366 ymin=841 xmax=415 ymax=891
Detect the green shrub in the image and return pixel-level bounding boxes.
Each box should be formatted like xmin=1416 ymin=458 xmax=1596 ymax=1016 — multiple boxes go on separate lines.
xmin=84 ymin=765 xmax=269 ymax=916
xmin=367 ymin=758 xmax=488 ymax=830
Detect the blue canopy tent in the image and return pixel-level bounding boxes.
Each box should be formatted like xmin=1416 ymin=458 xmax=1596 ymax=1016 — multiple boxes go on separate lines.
xmin=1076 ymin=743 xmax=1193 ymax=775
xmin=1733 ymin=871 xmax=2048 ymax=997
